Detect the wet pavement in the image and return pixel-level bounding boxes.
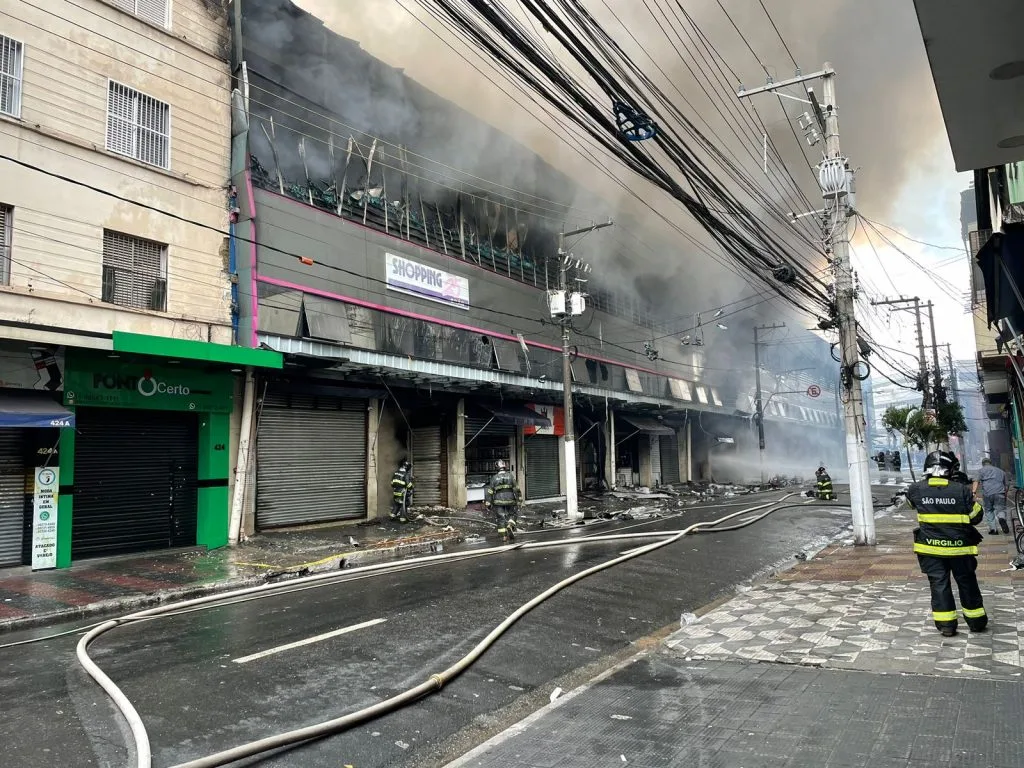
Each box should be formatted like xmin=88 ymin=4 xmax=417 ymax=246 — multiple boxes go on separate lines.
xmin=0 ymin=488 xmax=849 ymax=768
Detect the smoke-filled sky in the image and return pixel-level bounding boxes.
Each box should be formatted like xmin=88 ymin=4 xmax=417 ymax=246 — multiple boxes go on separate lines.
xmin=291 ymin=0 xmax=974 ymax=381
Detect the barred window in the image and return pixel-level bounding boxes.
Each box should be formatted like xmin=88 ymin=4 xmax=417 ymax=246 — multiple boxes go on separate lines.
xmin=106 ymin=82 xmax=170 ymax=169
xmin=101 ymin=230 xmax=167 ymax=311
xmin=0 ymin=205 xmax=11 ymax=285
xmin=109 ymin=0 xmax=170 ymax=28
xmin=0 ymin=35 xmax=23 ymax=118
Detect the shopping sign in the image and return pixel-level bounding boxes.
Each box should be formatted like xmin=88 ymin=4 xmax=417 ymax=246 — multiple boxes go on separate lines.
xmin=525 ymin=404 xmax=565 ymax=436
xmin=31 ymin=467 xmax=59 ymax=571
xmin=386 ymin=253 xmax=470 ymax=310
xmin=807 ymin=385 xmax=821 ymax=398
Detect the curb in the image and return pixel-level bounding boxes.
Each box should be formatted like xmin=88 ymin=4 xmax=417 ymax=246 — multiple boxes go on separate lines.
xmin=0 ymin=530 xmax=465 ymax=635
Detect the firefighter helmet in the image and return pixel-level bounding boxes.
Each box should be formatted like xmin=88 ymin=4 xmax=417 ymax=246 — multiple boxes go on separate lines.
xmin=399 ymin=458 xmax=411 ymax=471
xmin=923 ymin=450 xmax=958 ymax=478
xmin=495 ymin=459 xmax=508 ymax=472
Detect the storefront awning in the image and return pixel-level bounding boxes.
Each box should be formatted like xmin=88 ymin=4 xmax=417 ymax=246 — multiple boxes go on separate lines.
xmin=0 ymin=393 xmax=75 ymax=428
xmin=618 ymin=414 xmax=674 ymax=435
xmin=483 ymin=403 xmax=551 ymax=428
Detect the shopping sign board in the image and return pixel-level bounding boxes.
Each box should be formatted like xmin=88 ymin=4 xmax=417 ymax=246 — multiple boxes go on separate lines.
xmin=386 ymin=253 xmax=470 ymax=310
xmin=64 ymin=355 xmax=234 ymax=413
xmin=31 ymin=466 xmax=59 ymax=571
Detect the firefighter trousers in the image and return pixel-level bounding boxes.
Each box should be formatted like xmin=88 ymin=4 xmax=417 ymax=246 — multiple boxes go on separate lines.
xmin=917 ymin=554 xmax=987 ymax=632
xmin=493 ymin=504 xmax=519 ymax=534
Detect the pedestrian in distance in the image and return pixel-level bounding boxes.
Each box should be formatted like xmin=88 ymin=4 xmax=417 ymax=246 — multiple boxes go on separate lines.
xmin=973 ymin=458 xmax=1010 ymax=535
xmin=906 ymin=450 xmax=987 ymax=637
xmin=815 ymin=466 xmax=835 ymax=500
xmin=390 ymin=458 xmax=418 ymax=523
xmin=485 ymin=459 xmax=522 ymax=541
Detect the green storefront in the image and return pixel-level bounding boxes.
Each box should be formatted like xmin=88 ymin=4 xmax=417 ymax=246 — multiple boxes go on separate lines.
xmin=54 ymin=333 xmax=281 ymax=567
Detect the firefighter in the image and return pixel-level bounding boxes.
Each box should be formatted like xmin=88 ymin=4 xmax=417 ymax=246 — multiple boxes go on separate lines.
xmin=485 ymin=459 xmax=521 ymax=540
xmin=390 ymin=458 xmax=416 ymax=523
xmin=815 ymin=466 xmax=835 ymax=500
xmin=906 ymin=450 xmax=986 ymax=637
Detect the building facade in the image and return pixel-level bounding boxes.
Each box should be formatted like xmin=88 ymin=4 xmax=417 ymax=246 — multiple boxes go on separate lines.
xmin=226 ymin=0 xmax=843 ymax=533
xmin=0 ymin=0 xmax=278 ymax=569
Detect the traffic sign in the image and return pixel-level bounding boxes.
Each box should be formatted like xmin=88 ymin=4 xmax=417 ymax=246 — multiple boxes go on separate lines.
xmin=807 ymin=385 xmax=821 ymax=398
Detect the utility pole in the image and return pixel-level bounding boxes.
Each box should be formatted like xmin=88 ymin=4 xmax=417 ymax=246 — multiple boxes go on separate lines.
xmin=944 ymin=343 xmax=958 ymax=404
xmin=754 ymin=322 xmax=786 ymax=483
xmin=741 ymin=64 xmax=875 ymax=545
xmin=870 ymin=296 xmax=930 ymax=407
xmin=926 ymin=301 xmax=944 ymax=405
xmin=556 ymin=221 xmax=613 ymax=520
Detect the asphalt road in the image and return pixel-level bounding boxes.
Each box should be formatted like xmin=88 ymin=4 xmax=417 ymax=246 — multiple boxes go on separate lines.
xmin=0 ymin=488 xmax=870 ymax=768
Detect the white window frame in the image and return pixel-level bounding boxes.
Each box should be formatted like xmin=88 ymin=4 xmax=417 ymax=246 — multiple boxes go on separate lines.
xmin=101 ymin=229 xmax=169 ymax=311
xmin=0 ymin=34 xmax=24 ymax=119
xmin=108 ymin=0 xmax=171 ymax=30
xmin=0 ymin=204 xmax=11 ymax=286
xmin=105 ymin=80 xmax=171 ymax=170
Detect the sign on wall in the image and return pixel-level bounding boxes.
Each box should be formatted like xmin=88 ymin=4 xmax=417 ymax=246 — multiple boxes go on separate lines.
xmin=0 ymin=343 xmax=64 ymax=391
xmin=64 ymin=355 xmax=235 ymax=413
xmin=525 ymin=405 xmax=565 ymax=436
xmin=385 ymin=253 xmax=470 ymax=310
xmin=31 ymin=466 xmax=59 ymax=571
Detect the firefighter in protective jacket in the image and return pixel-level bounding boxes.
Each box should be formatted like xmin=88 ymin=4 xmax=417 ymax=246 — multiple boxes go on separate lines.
xmin=390 ymin=459 xmax=415 ymax=523
xmin=815 ymin=467 xmax=835 ymax=500
xmin=485 ymin=459 xmax=521 ymax=540
xmin=906 ymin=450 xmax=987 ymax=636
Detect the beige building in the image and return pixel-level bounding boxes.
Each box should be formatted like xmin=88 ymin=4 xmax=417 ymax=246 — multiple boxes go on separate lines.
xmin=0 ymin=0 xmax=233 ymax=347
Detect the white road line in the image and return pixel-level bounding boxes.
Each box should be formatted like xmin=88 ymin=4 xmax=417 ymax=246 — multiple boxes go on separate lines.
xmin=232 ymin=618 xmax=387 ymax=664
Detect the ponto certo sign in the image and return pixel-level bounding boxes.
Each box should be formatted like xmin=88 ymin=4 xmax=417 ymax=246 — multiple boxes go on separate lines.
xmin=91 ymin=373 xmax=191 ymax=397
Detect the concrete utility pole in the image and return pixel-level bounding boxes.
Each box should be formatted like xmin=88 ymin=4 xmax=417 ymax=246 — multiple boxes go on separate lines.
xmin=557 ymin=222 xmax=613 ymax=520
xmin=739 ymin=64 xmax=875 ymax=545
xmin=870 ymin=296 xmax=930 ymax=407
xmin=753 ymin=322 xmax=786 ymax=482
xmin=926 ymin=301 xmax=944 ymax=404
xmin=944 ymin=343 xmax=958 ymax=404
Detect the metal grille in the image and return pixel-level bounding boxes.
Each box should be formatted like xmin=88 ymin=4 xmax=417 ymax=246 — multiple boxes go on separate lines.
xmin=106 ymin=81 xmax=170 ymax=168
xmin=0 ymin=205 xmax=10 ymax=286
xmin=649 ymin=434 xmax=662 ymax=485
xmin=0 ymin=35 xmax=22 ymax=118
xmin=660 ymin=434 xmax=680 ymax=485
xmin=0 ymin=431 xmax=24 ymax=567
xmin=109 ymin=0 xmax=169 ymax=28
xmin=73 ymin=408 xmax=198 ymax=559
xmin=525 ymin=435 xmax=560 ymax=500
xmin=256 ymin=394 xmax=367 ymax=527
xmin=412 ymin=425 xmax=444 ymax=506
xmin=102 ymin=230 xmax=167 ymax=311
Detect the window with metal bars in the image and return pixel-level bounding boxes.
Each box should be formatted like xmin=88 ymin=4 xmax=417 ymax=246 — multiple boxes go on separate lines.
xmin=0 ymin=35 xmax=23 ymax=118
xmin=108 ymin=0 xmax=170 ymax=28
xmin=0 ymin=205 xmax=11 ymax=286
xmin=101 ymin=230 xmax=168 ymax=311
xmin=106 ymin=81 xmax=170 ymax=169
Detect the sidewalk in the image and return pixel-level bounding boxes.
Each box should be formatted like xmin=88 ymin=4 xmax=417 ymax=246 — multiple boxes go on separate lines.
xmin=448 ymin=508 xmax=1024 ymax=768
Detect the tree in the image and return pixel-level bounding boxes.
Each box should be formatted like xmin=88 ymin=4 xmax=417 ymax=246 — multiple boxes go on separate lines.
xmin=882 ymin=405 xmax=923 ymax=481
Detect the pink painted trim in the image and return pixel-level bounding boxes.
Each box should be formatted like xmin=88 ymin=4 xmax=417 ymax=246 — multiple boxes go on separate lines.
xmin=258 ymin=186 xmax=549 ymax=290
xmin=244 ymin=169 xmax=259 ymax=348
xmin=256 ymin=274 xmax=672 ymax=379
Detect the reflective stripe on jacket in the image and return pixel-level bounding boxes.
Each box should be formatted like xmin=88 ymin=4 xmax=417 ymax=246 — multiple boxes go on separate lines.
xmin=485 ymin=470 xmax=520 ymax=507
xmin=906 ymin=477 xmax=983 ymax=557
xmin=392 ymin=469 xmax=414 ymax=497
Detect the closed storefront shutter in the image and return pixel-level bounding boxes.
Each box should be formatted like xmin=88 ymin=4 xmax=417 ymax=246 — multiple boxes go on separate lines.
xmin=660 ymin=433 xmax=681 ymax=485
xmin=464 ymin=417 xmax=515 ymax=441
xmin=412 ymin=425 xmax=445 ymax=507
xmin=525 ymin=435 xmax=560 ymax=500
xmin=73 ymin=408 xmax=199 ymax=559
xmin=0 ymin=431 xmax=24 ymax=567
xmin=256 ymin=393 xmax=367 ymax=528
xmin=649 ymin=434 xmax=662 ymax=485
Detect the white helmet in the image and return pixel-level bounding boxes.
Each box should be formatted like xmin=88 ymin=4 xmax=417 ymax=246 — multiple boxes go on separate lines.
xmin=495 ymin=459 xmax=508 ymax=472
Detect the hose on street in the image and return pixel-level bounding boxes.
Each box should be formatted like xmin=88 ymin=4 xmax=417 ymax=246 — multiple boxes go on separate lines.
xmin=160 ymin=495 xmax=797 ymax=768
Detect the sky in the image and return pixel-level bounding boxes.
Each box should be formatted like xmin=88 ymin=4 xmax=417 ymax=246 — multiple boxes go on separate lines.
xmin=289 ymin=0 xmax=977 ymax=386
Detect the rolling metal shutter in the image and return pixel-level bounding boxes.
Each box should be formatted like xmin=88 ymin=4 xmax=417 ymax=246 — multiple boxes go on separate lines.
xmin=412 ymin=425 xmax=444 ymax=507
xmin=464 ymin=417 xmax=516 ymax=441
xmin=525 ymin=435 xmax=560 ymax=500
xmin=660 ymin=434 xmax=681 ymax=485
xmin=73 ymin=408 xmax=199 ymax=559
xmin=649 ymin=435 xmax=662 ymax=486
xmin=256 ymin=393 xmax=367 ymax=528
xmin=0 ymin=431 xmax=24 ymax=567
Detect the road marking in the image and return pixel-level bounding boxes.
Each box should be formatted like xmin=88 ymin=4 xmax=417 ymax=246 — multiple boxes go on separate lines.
xmin=232 ymin=618 xmax=387 ymax=664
